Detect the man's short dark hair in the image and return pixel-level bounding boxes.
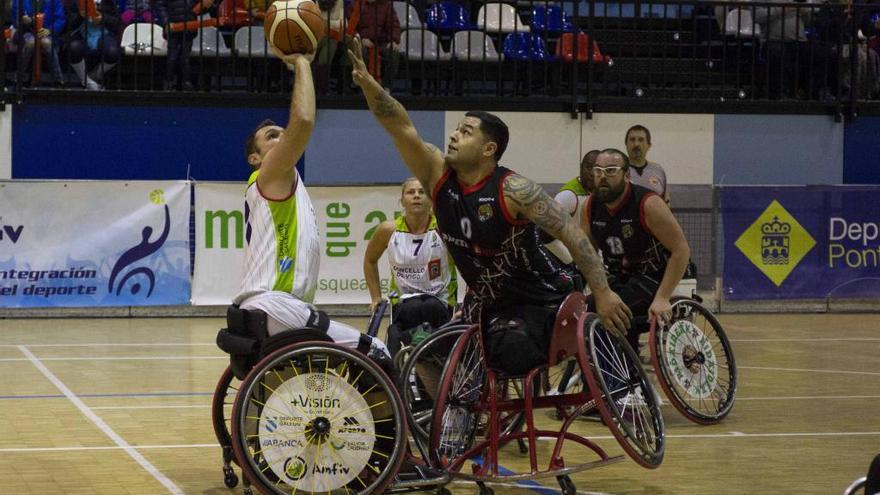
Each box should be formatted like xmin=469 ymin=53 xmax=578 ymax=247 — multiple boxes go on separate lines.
xmin=580 ymin=149 xmax=600 ymax=172
xmin=600 ymin=148 xmax=631 ymax=169
xmin=625 ymin=124 xmax=652 ymax=145
xmin=244 ymin=119 xmax=278 ymax=165
xmin=465 ymin=111 xmax=509 ymax=161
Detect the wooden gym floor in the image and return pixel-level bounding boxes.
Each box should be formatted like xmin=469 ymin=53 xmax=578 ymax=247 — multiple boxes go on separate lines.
xmin=0 ymin=313 xmax=877 ymax=494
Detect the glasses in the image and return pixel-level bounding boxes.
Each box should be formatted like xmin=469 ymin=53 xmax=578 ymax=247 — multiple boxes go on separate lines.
xmin=592 ymin=166 xmax=623 ymax=177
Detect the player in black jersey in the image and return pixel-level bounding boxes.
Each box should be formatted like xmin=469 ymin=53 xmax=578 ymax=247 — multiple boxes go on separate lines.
xmin=347 ymin=36 xmax=631 ymax=374
xmin=582 ymin=148 xmax=691 ymax=351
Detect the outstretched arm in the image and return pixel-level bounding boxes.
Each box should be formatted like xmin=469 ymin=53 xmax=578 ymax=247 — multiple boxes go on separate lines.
xmin=257 ymin=54 xmax=315 ymax=199
xmin=503 ymin=174 xmax=632 ymax=335
xmin=346 ymin=36 xmax=444 ymax=195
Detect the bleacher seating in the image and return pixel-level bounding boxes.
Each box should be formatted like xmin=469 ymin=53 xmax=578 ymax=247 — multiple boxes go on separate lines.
xmin=502 ymin=32 xmax=553 ymax=61
xmin=530 ymin=5 xmax=573 ymax=35
xmin=121 ymin=23 xmax=168 ymax=56
xmin=476 ymin=3 xmax=530 ymax=33
xmin=192 ymin=27 xmax=232 ymax=57
xmin=556 ymin=32 xmax=610 ymax=65
xmin=233 ymin=27 xmax=274 ymax=57
xmin=400 ymin=29 xmax=452 ymax=61
xmin=452 ymin=30 xmax=503 ymax=62
xmin=393 ymin=1 xmax=423 ymax=30
xmin=425 ymin=1 xmax=473 ymax=33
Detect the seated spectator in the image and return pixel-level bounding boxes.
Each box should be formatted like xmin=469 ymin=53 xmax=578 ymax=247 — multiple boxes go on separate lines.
xmin=157 ymin=0 xmax=213 ymax=90
xmin=814 ymin=0 xmax=880 ymax=100
xmin=313 ymin=0 xmax=344 ymax=91
xmin=65 ymin=0 xmax=122 ymax=90
xmin=9 ymin=0 xmax=66 ymax=86
xmin=754 ymin=0 xmax=814 ymax=99
xmin=346 ymin=0 xmax=400 ymax=90
xmin=121 ymin=0 xmax=155 ymax=24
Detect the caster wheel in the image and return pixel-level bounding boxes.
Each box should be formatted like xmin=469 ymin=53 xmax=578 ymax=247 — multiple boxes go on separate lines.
xmin=242 ymin=487 xmax=254 ymax=495
xmin=558 ymin=474 xmax=576 ymax=495
xmin=477 ymin=481 xmax=494 ymax=495
xmin=222 ymin=466 xmax=238 ymax=488
xmin=517 ymin=438 xmax=528 ymax=454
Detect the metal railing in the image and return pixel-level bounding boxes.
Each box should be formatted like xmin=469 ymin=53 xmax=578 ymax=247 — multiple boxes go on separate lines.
xmin=3 ymin=0 xmax=880 ymax=114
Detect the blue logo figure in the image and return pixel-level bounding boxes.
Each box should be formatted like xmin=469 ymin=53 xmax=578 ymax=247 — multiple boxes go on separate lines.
xmin=108 ymin=205 xmax=171 ymax=297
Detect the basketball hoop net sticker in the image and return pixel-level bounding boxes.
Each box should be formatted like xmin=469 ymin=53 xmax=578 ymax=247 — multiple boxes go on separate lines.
xmin=663 ymin=320 xmax=718 ymax=399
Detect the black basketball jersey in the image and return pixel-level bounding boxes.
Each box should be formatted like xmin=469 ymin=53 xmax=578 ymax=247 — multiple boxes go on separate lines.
xmin=432 ymin=165 xmax=577 ymax=323
xmin=585 ymin=183 xmax=670 ymax=280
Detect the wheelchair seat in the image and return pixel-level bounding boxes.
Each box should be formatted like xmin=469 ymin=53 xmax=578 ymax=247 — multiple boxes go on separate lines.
xmin=547 ymin=292 xmax=588 ymax=366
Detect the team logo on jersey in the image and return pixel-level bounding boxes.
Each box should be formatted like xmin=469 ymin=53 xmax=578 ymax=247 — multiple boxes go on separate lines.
xmin=649 ymin=176 xmax=660 ymax=187
xmin=622 ymin=224 xmax=634 ymax=239
xmin=478 ymin=204 xmax=494 ymax=222
xmin=428 ymin=258 xmax=442 ymax=280
xmin=279 ymin=256 xmax=293 ymax=273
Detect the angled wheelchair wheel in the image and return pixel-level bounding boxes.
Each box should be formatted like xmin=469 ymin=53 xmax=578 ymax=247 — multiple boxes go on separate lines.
xmin=211 ymin=365 xmax=241 ymax=487
xmin=398 ymin=324 xmax=469 ymax=446
xmin=580 ymin=315 xmax=665 ymax=469
xmin=230 ymin=342 xmax=407 ymax=494
xmin=428 ymin=326 xmax=486 ymax=468
xmin=649 ymin=298 xmax=737 ymax=424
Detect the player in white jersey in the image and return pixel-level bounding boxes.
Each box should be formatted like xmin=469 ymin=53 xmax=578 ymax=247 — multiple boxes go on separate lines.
xmin=364 ymin=178 xmax=458 ymax=356
xmin=546 ymin=150 xmax=599 ymax=263
xmin=233 ymin=50 xmax=388 ymax=358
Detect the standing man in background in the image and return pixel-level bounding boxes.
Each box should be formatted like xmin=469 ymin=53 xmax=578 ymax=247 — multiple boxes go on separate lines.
xmin=625 ymin=125 xmax=670 ymax=203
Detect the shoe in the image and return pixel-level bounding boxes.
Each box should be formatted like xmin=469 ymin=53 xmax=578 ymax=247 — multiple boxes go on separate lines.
xmin=84 ymin=77 xmax=102 ymax=90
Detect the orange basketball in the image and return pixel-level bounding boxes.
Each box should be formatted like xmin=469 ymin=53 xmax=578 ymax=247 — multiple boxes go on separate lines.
xmin=264 ymin=0 xmax=326 ymax=55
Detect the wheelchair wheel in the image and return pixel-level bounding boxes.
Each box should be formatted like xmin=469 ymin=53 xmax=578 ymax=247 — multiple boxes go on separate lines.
xmin=649 ymin=298 xmax=737 ymax=424
xmin=398 ymin=324 xmax=469 ymax=446
xmin=580 ymin=315 xmax=665 ymax=469
xmin=230 ymin=342 xmax=407 ymax=494
xmin=866 ymin=453 xmax=880 ymax=495
xmin=428 ymin=326 xmax=486 ymax=468
xmin=542 ymin=359 xmax=583 ymax=420
xmin=211 ymin=366 xmax=241 ymax=486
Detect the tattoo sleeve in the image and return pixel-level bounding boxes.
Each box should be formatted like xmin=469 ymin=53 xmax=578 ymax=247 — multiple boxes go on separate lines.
xmin=504 ymin=175 xmax=610 ymax=292
xmin=367 ymin=88 xmax=405 ymax=120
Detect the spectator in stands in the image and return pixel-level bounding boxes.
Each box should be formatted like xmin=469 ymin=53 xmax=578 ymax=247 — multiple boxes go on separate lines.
xmin=754 ymin=0 xmax=814 ymax=99
xmin=157 ymin=0 xmax=211 ymax=90
xmin=624 ymin=125 xmax=670 ymax=203
xmin=64 ymin=0 xmax=122 ymax=90
xmin=346 ymin=0 xmax=400 ymax=90
xmin=814 ymin=0 xmax=879 ymax=100
xmin=313 ymin=0 xmax=344 ymax=91
xmin=9 ymin=0 xmax=66 ymax=86
xmin=121 ymin=0 xmax=155 ymax=24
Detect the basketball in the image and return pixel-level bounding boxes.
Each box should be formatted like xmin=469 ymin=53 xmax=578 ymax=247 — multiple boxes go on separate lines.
xmin=264 ymin=0 xmax=326 ymax=56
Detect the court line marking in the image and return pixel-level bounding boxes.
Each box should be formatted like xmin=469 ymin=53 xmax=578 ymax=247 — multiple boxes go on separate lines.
xmin=0 ymin=356 xmax=225 ymax=362
xmin=16 ymin=346 xmax=185 ymax=495
xmin=736 ymin=395 xmax=880 ymax=401
xmin=3 ymin=430 xmax=880 ymax=454
xmin=0 ymin=392 xmax=214 ymax=400
xmin=739 ymin=366 xmax=880 ymax=376
xmin=451 ymin=479 xmax=614 ymax=495
xmin=90 ymin=404 xmax=211 ymax=410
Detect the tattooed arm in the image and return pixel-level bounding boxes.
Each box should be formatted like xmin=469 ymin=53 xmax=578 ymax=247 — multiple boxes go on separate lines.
xmin=503 ymin=174 xmax=632 ymax=334
xmin=345 ymin=36 xmax=444 ymax=194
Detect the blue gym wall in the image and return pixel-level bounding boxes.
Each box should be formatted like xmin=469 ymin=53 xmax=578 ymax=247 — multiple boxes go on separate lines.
xmin=7 ymin=104 xmax=876 ymax=185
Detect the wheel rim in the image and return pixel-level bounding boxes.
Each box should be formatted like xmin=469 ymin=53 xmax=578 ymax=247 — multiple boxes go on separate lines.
xmin=583 ymin=318 xmax=664 ymax=468
xmin=399 ymin=326 xmax=468 ymax=445
xmin=429 ymin=327 xmax=485 ymax=468
xmin=211 ymin=366 xmax=239 ymax=455
xmin=232 ymin=344 xmax=406 ymax=494
xmin=652 ymin=300 xmax=737 ymax=424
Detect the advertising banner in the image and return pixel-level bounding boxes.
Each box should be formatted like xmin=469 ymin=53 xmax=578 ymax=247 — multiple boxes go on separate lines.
xmin=193 ymin=183 xmax=404 ymax=305
xmin=722 ymin=186 xmax=880 ymax=300
xmin=0 ymin=181 xmax=191 ymax=307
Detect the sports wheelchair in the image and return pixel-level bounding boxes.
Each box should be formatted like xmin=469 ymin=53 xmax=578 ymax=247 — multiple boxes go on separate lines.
xmin=549 ymin=294 xmax=737 ymax=425
xmin=212 ymin=293 xmax=666 ymax=494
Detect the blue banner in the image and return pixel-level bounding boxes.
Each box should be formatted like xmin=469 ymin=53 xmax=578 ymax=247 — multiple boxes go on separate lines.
xmin=722 ymin=186 xmax=880 ymax=300
xmin=0 ymin=181 xmax=192 ymax=307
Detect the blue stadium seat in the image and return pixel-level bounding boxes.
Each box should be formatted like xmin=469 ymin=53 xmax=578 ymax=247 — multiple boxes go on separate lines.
xmin=531 ymin=5 xmax=573 ymax=35
xmin=425 ymin=1 xmax=472 ymax=34
xmin=502 ymin=33 xmax=554 ymax=61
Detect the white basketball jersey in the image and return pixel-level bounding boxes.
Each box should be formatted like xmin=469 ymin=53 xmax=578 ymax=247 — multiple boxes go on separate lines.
xmin=234 ymin=170 xmax=321 ymax=305
xmin=388 ymin=215 xmax=456 ymax=306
